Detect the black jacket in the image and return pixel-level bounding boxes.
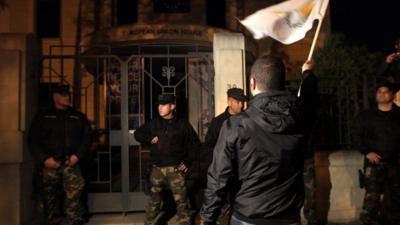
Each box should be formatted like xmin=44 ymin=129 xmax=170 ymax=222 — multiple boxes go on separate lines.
xmin=353 ymin=106 xmax=400 ymax=163
xmin=200 ymin=71 xmax=318 ymax=225
xmin=134 ymin=116 xmax=200 ymax=167
xmin=203 ymin=108 xmax=234 ymax=165
xmin=28 ymin=107 xmax=93 ymax=164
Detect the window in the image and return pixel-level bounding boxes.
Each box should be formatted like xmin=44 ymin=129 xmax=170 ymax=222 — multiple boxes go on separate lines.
xmin=116 ymin=0 xmax=138 ymax=25
xmin=206 ymin=0 xmax=226 ymax=28
xmin=153 ymin=0 xmax=190 ymax=13
xmin=37 ymin=0 xmax=61 ymax=38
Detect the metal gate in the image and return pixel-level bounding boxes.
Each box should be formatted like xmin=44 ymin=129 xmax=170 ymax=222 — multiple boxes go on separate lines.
xmin=41 ymin=44 xmax=214 ymax=213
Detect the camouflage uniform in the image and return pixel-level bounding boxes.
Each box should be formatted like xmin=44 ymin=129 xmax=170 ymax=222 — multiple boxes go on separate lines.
xmin=217 ymin=204 xmax=232 ymax=225
xmin=360 ymin=162 xmax=400 ymax=225
xmin=145 ymin=165 xmax=191 ymax=225
xmin=42 ymin=164 xmax=85 ymax=225
xmin=303 ymin=155 xmax=317 ymax=225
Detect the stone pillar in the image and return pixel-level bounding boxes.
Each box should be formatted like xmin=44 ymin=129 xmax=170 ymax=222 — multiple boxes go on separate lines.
xmin=0 ymin=33 xmax=39 ymax=225
xmin=326 ymin=151 xmax=364 ymax=223
xmin=313 ymin=150 xmax=364 ymax=224
xmin=213 ymin=33 xmax=246 ymax=115
xmin=188 ymin=55 xmax=214 ymax=141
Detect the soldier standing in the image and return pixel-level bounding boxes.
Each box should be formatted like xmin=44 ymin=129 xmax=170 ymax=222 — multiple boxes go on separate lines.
xmin=201 ymin=88 xmax=246 ymax=225
xmin=134 ymin=94 xmax=200 ymax=225
xmin=28 ymin=85 xmax=93 ymax=225
xmin=353 ymin=82 xmax=400 ymax=225
xmin=203 ymin=88 xmax=247 ymax=167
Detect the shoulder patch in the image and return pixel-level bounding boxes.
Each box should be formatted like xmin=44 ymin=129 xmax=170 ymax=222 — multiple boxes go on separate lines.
xmin=69 ymin=115 xmax=80 ymax=120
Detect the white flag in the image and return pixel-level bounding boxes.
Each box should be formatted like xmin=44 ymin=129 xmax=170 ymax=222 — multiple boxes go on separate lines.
xmin=240 ymin=0 xmax=329 ymax=44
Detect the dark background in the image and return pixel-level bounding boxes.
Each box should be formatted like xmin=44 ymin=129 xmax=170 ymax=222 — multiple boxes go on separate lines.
xmin=330 ymin=0 xmax=400 ymax=54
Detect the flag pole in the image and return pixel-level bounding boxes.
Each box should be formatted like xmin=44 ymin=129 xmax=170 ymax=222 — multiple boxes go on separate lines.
xmin=307 ymin=0 xmax=329 ymax=61
xmin=307 ymin=18 xmax=324 ymax=61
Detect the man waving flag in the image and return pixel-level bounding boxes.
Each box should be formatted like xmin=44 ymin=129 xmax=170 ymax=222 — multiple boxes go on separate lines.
xmin=240 ymin=0 xmax=329 ymax=44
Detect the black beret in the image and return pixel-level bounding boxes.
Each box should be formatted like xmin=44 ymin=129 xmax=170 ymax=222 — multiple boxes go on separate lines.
xmin=52 ymin=85 xmax=70 ymax=95
xmin=227 ymin=88 xmax=247 ymax=101
xmin=157 ymin=94 xmax=176 ymax=104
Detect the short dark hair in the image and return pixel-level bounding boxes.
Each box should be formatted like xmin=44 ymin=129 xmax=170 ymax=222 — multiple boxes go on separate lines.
xmin=250 ymin=56 xmax=286 ymax=91
xmin=376 ymin=80 xmax=398 ymax=93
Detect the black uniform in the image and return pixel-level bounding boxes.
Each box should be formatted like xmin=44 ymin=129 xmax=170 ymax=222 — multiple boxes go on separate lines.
xmin=28 ymin=107 xmax=93 ymax=163
xmin=353 ymin=106 xmax=400 ymax=224
xmin=200 ymin=71 xmax=318 ymax=225
xmin=353 ymin=107 xmax=400 ymax=162
xmin=28 ymin=107 xmax=93 ymax=225
xmin=134 ymin=116 xmax=200 ymax=167
xmin=201 ymin=108 xmax=237 ymax=225
xmin=203 ymin=108 xmax=233 ymax=167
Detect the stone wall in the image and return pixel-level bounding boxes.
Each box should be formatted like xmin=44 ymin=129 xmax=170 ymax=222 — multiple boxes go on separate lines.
xmin=0 ymin=33 xmax=39 ymax=225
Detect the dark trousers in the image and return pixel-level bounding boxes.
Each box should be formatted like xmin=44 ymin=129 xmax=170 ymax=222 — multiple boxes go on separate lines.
xmin=360 ymin=161 xmax=400 ymax=225
xmin=230 ymin=215 xmax=300 ymax=225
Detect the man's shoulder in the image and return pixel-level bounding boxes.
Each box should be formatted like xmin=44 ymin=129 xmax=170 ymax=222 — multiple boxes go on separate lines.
xmin=214 ymin=112 xmax=226 ymax=120
xmin=224 ymin=112 xmax=249 ymax=128
xmin=363 ymin=106 xmax=379 ymax=113
xmin=35 ymin=108 xmax=56 ymax=119
xmin=212 ymin=111 xmax=230 ymax=123
xmin=391 ymin=106 xmax=400 ymax=117
xmin=393 ymin=105 xmax=400 ymax=111
xmin=176 ymin=117 xmax=194 ymax=128
xmin=356 ymin=108 xmax=377 ymax=119
xmin=69 ymin=108 xmax=89 ymax=120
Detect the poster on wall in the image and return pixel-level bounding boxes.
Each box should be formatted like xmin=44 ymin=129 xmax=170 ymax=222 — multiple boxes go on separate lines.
xmin=107 ymin=58 xmax=142 ymax=130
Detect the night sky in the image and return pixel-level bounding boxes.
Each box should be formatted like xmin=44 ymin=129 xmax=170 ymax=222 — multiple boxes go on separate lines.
xmin=330 ymin=0 xmax=400 ymax=55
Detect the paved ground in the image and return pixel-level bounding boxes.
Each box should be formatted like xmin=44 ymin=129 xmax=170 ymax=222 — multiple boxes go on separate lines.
xmin=28 ymin=210 xmax=362 ymax=225
xmin=86 ymin=213 xmax=145 ymax=225
xmin=85 ymin=212 xmax=362 ymax=225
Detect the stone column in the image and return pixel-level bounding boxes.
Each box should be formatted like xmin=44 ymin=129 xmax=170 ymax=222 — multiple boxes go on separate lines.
xmin=213 ymin=33 xmax=246 ymax=115
xmin=313 ymin=150 xmax=364 ymax=224
xmin=0 ymin=33 xmax=39 ymax=225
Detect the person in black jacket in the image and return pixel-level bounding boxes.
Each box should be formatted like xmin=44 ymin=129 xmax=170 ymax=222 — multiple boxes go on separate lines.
xmin=134 ymin=94 xmax=200 ymax=225
xmin=353 ymin=81 xmax=400 ymax=225
xmin=28 ymin=85 xmax=93 ymax=225
xmin=202 ymin=88 xmax=247 ymax=176
xmin=201 ymin=88 xmax=246 ymax=225
xmin=200 ymin=56 xmax=318 ymax=225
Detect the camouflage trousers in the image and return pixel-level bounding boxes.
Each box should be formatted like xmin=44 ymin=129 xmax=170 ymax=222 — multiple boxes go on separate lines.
xmin=303 ymin=156 xmax=317 ymax=225
xmin=360 ymin=162 xmax=400 ymax=225
xmin=145 ymin=165 xmax=192 ymax=225
xmin=42 ymin=165 xmax=85 ymax=225
xmin=216 ymin=203 xmax=233 ymax=225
